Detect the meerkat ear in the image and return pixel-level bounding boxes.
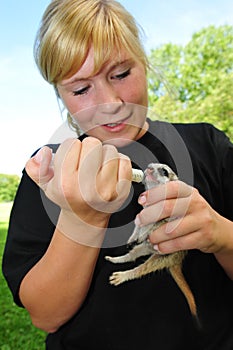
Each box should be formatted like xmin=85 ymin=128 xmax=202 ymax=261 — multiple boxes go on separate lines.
xmin=158 ymin=167 xmax=169 ymax=178
xmin=170 ymin=171 xmax=179 ymax=181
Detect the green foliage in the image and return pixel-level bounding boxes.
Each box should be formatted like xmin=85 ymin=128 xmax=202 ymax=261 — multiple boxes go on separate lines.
xmin=0 ymin=174 xmax=20 ymax=203
xmin=148 ymin=25 xmax=233 ymax=141
xmin=0 ymin=203 xmax=46 ymax=349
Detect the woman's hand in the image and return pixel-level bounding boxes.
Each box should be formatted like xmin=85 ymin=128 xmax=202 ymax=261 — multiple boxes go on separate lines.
xmin=25 ymin=137 xmax=132 ymax=245
xmin=135 ymin=181 xmax=233 ymax=259
xmin=22 ymin=137 xmax=133 ymax=332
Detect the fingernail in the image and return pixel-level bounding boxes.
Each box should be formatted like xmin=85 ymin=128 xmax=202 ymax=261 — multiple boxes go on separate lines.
xmin=138 ymin=194 xmax=146 ymax=205
xmin=153 ymin=244 xmax=160 ymax=253
xmin=34 ymin=148 xmax=44 ymax=164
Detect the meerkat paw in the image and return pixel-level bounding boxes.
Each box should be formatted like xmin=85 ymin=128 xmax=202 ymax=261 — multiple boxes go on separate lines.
xmin=105 ymin=256 xmax=123 ymax=263
xmin=105 ymin=254 xmax=131 ymax=263
xmin=105 ymin=255 xmax=115 ymax=262
xmin=109 ymin=271 xmax=129 ymax=286
xmin=127 ymin=226 xmax=141 ymax=244
xmin=127 ymin=233 xmax=138 ymax=244
xmin=134 ymin=224 xmax=154 ymax=244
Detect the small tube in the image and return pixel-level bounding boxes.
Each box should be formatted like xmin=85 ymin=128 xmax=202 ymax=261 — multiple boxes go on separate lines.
xmin=132 ymin=168 xmax=144 ymax=183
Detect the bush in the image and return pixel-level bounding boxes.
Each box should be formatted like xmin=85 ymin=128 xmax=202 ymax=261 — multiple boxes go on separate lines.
xmin=0 ymin=174 xmax=20 ymax=203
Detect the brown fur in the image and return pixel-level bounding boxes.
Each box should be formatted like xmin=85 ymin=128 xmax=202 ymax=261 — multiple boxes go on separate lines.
xmin=105 ymin=163 xmax=197 ymax=319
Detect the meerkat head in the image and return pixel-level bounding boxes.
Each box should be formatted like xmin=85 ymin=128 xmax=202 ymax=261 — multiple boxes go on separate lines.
xmin=143 ymin=163 xmax=178 ymax=190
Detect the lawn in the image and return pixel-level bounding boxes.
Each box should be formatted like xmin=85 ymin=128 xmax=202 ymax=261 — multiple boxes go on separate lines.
xmin=0 ymin=203 xmax=46 ymax=350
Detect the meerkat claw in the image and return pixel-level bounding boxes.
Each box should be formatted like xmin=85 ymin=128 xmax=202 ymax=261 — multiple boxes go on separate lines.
xmin=109 ymin=272 xmax=126 ymax=286
xmin=105 ymin=256 xmax=113 ymax=262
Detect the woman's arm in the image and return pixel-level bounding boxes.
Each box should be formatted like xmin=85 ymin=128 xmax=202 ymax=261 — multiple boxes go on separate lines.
xmin=19 ymin=223 xmax=105 ymax=333
xmin=20 ymin=137 xmax=131 ymax=333
xmin=212 ymin=215 xmax=233 ymax=279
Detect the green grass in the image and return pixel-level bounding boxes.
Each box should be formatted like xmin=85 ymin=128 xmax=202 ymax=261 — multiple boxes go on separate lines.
xmin=0 ymin=203 xmax=46 ymax=349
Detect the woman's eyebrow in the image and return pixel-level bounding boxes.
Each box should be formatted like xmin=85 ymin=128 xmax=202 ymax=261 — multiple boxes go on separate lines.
xmin=59 ymin=59 xmax=133 ymax=87
xmin=62 ymin=77 xmax=87 ymax=86
xmin=110 ymin=58 xmax=133 ymax=69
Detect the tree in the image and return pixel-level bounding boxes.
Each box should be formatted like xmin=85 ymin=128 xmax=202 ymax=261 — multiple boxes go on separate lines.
xmin=148 ymin=25 xmax=233 ymax=140
xmin=0 ymin=174 xmax=20 ymax=202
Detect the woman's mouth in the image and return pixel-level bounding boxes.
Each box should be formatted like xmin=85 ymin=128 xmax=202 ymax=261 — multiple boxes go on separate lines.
xmin=101 ymin=115 xmax=132 ymax=132
xmin=102 ymin=122 xmax=126 ymax=133
xmin=105 ymin=122 xmax=121 ymax=127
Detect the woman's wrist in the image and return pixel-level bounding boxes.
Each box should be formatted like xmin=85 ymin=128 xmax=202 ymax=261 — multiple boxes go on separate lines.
xmin=57 ymin=208 xmax=109 ymax=248
xmin=213 ymin=216 xmax=233 ymax=279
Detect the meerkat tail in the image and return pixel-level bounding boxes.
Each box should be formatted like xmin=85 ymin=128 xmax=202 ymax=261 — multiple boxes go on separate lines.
xmin=169 ymin=265 xmax=197 ymax=318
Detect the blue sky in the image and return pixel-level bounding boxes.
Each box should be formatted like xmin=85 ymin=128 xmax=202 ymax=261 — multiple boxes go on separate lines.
xmin=1 ymin=0 xmax=233 ymax=174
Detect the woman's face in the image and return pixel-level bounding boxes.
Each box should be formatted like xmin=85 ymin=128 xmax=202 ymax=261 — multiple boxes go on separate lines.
xmin=57 ymin=47 xmax=149 ymax=147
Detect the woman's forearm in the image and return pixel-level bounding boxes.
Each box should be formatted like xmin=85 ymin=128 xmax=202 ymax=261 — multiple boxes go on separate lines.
xmin=19 ymin=225 xmax=105 ymax=333
xmin=20 ymin=139 xmax=131 ymax=333
xmin=214 ymin=216 xmax=233 ymax=280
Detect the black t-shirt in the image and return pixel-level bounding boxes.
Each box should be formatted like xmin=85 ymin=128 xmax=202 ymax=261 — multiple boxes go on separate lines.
xmin=3 ymin=120 xmax=233 ymax=349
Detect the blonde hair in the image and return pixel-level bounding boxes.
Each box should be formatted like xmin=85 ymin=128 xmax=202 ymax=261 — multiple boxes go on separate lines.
xmin=34 ymin=0 xmax=149 ymax=85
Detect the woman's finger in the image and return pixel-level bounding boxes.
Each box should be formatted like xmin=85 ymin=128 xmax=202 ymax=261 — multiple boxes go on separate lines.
xmin=149 ymin=214 xmax=199 ymax=243
xmin=136 ymin=196 xmax=193 ymax=226
xmin=51 ymin=138 xmax=81 ymax=176
xmin=98 ymin=144 xmax=119 ymax=184
xmin=138 ymin=180 xmax=193 ymax=206
xmin=25 ymin=146 xmax=54 ymax=189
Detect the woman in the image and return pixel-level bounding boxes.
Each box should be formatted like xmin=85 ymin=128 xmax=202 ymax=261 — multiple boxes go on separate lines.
xmin=3 ymin=0 xmax=233 ymax=349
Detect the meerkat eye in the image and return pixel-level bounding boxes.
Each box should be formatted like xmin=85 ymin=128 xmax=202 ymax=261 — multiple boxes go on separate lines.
xmin=158 ymin=167 xmax=169 ymax=178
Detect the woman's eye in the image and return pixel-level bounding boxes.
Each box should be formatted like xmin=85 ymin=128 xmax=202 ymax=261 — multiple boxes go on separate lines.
xmin=113 ymin=69 xmax=131 ymax=80
xmin=73 ymin=86 xmax=89 ymax=96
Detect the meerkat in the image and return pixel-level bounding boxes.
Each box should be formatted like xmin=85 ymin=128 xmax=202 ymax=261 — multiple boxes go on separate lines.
xmin=105 ymin=163 xmax=197 ymax=319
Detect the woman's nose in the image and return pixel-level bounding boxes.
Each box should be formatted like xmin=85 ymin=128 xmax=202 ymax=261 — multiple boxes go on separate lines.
xmin=98 ymin=101 xmax=123 ymax=115
xmin=96 ymin=81 xmax=123 ymax=113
